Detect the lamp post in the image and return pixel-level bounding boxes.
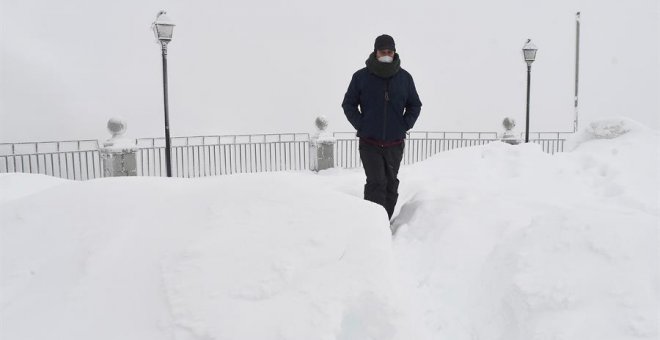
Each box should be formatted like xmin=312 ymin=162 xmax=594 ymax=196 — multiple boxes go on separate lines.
xmin=152 ymin=11 xmax=175 ymax=177
xmin=522 ymin=39 xmax=537 ymax=143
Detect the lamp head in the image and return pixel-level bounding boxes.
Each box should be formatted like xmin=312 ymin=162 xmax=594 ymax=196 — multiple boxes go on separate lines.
xmin=522 ymin=39 xmax=538 ymax=65
xmin=152 ymin=10 xmax=175 ymax=44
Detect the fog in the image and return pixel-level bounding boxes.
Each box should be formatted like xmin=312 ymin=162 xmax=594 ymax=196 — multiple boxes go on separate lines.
xmin=1 ymin=0 xmax=658 ymax=142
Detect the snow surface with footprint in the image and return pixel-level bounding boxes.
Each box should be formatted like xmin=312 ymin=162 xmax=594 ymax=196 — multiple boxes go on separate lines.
xmin=1 ymin=118 xmax=658 ymax=340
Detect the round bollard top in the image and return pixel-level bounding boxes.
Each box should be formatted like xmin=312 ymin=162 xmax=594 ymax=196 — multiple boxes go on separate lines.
xmin=502 ymin=117 xmax=516 ymax=131
xmin=315 ymin=116 xmax=328 ymax=132
xmin=107 ymin=118 xmax=127 ymax=138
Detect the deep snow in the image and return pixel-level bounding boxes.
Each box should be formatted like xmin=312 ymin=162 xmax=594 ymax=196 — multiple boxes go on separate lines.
xmin=1 ymin=118 xmax=658 ymax=339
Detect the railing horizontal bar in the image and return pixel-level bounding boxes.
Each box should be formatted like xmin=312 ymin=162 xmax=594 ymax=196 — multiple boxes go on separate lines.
xmin=0 ymin=139 xmax=99 ymax=146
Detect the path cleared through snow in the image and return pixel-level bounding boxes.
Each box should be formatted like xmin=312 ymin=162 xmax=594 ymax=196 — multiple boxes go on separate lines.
xmin=1 ymin=118 xmax=658 ymax=340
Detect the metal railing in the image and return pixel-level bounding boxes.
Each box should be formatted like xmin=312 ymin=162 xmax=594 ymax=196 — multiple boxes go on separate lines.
xmin=134 ymin=133 xmax=310 ymax=177
xmin=0 ymin=140 xmax=100 ymax=155
xmin=0 ymin=140 xmax=102 ymax=180
xmin=533 ymin=139 xmax=565 ymax=155
xmin=1 ymin=131 xmax=570 ymax=179
xmin=336 ymin=131 xmax=499 ymax=168
xmin=332 ymin=131 xmax=569 ymax=168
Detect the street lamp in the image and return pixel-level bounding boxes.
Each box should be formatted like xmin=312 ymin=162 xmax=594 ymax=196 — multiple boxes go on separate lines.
xmin=152 ymin=10 xmax=175 ymax=177
xmin=522 ymin=39 xmax=537 ymax=143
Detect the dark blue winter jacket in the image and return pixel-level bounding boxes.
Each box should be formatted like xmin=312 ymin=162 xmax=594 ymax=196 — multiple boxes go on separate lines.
xmin=342 ymin=67 xmax=422 ymax=141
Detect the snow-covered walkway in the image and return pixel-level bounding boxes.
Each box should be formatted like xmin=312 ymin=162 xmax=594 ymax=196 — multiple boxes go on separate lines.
xmin=1 ymin=119 xmax=658 ymax=340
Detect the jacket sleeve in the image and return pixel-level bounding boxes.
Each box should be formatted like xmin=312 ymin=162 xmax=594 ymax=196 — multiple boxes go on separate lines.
xmin=341 ymin=72 xmax=362 ymax=131
xmin=403 ymin=74 xmax=422 ymax=130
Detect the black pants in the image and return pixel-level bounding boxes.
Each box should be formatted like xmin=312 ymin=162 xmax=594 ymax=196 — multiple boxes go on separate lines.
xmin=359 ymin=140 xmax=405 ymax=220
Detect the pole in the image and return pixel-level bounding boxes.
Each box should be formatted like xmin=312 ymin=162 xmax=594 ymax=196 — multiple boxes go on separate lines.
xmin=574 ymin=12 xmax=581 ymax=133
xmin=161 ymin=43 xmax=172 ymax=177
xmin=525 ymin=64 xmax=531 ymax=143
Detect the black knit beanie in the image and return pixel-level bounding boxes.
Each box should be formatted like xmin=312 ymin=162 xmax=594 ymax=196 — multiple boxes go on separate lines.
xmin=374 ymin=34 xmax=396 ymax=52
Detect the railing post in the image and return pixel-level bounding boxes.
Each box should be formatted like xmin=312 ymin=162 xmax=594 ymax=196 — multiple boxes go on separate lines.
xmin=100 ymin=118 xmax=138 ymax=177
xmin=309 ymin=115 xmax=335 ymax=172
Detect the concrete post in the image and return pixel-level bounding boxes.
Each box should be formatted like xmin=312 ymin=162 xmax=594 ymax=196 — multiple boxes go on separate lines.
xmin=501 ymin=117 xmax=521 ymax=145
xmin=310 ymin=115 xmax=336 ymax=172
xmin=100 ymin=118 xmax=138 ymax=177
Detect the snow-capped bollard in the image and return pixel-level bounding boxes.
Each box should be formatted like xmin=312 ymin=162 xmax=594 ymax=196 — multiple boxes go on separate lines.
xmin=501 ymin=117 xmax=521 ymax=145
xmin=310 ymin=116 xmax=336 ymax=172
xmin=100 ymin=118 xmax=138 ymax=177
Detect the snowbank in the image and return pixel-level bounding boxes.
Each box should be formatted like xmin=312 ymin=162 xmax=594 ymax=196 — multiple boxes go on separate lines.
xmin=1 ymin=173 xmax=417 ymax=339
xmin=0 ymin=173 xmax=66 ymax=204
xmin=391 ymin=118 xmax=659 ymax=340
xmin=564 ymin=117 xmax=651 ymax=151
xmin=1 ymin=118 xmax=658 ymax=340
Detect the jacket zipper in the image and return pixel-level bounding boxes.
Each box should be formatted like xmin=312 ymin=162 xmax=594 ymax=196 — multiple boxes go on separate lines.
xmin=383 ymin=78 xmax=390 ymax=141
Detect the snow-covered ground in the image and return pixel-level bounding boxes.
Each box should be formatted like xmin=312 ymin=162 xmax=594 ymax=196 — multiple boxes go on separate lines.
xmin=1 ymin=118 xmax=658 ymax=340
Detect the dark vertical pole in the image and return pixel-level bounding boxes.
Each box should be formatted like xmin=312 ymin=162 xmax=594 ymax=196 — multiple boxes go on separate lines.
xmin=161 ymin=43 xmax=172 ymax=177
xmin=525 ymin=65 xmax=531 ymax=143
xmin=574 ymin=12 xmax=581 ymax=133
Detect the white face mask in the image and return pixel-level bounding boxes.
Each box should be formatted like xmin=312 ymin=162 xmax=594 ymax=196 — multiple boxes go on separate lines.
xmin=377 ymin=55 xmax=394 ymax=63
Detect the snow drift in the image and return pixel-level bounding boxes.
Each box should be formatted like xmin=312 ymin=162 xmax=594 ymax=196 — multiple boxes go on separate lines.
xmin=1 ymin=119 xmax=658 ymax=340
xmin=391 ymin=118 xmax=659 ymax=339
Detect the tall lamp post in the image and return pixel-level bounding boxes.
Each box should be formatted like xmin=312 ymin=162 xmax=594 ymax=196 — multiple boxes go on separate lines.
xmin=152 ymin=11 xmax=175 ymax=177
xmin=522 ymin=39 xmax=538 ymax=143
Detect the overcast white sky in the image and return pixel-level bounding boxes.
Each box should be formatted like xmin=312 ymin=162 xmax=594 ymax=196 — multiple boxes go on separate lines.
xmin=1 ymin=0 xmax=658 ymax=142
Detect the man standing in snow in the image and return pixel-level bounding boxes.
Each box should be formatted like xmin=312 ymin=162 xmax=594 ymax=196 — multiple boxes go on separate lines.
xmin=342 ymin=34 xmax=422 ymax=222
